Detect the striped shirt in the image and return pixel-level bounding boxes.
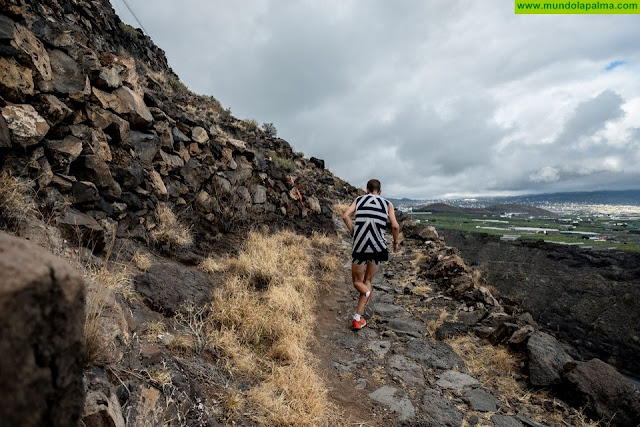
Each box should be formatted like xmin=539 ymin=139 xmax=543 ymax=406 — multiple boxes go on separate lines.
xmin=352 ymin=194 xmax=391 ymax=260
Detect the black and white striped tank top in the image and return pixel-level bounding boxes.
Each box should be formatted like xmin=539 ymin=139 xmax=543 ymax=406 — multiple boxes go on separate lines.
xmin=352 ymin=194 xmax=391 ymax=260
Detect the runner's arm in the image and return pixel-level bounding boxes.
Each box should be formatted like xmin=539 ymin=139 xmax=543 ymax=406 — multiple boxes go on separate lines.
xmin=388 ymin=203 xmax=400 ymax=252
xmin=342 ymin=200 xmax=357 ymax=236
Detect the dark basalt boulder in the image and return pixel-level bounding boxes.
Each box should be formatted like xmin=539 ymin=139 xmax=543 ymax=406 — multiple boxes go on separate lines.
xmin=527 ymin=331 xmax=573 ymax=387
xmin=0 ymin=232 xmax=85 ymax=427
xmin=560 ymin=358 xmax=640 ymax=427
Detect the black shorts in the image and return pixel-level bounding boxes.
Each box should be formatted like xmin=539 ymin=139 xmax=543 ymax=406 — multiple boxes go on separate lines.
xmin=352 ymin=258 xmax=380 ymax=266
xmin=351 ymin=249 xmax=388 ymax=266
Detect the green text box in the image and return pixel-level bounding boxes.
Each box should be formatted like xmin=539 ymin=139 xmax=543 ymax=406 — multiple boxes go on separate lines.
xmin=515 ymin=0 xmax=640 ymax=14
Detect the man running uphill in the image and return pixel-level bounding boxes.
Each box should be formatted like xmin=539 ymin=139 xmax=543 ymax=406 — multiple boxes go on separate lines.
xmin=342 ymin=179 xmax=400 ymax=330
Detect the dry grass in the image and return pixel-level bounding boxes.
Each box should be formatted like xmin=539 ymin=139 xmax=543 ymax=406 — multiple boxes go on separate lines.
xmin=446 ymin=337 xmax=583 ymax=425
xmin=332 ymin=201 xmax=351 ymax=219
xmin=244 ymin=119 xmax=259 ymax=131
xmin=168 ymin=333 xmax=195 ymax=354
xmin=147 ymin=365 xmax=173 ymax=389
xmin=81 ymin=226 xmax=137 ymax=365
xmin=411 ymin=284 xmax=433 ymax=297
xmin=222 ymin=388 xmax=245 ymax=416
xmin=575 ymin=407 xmax=602 ymax=427
xmin=174 ymin=302 xmax=213 ymax=354
xmin=209 ymin=229 xmax=337 ymax=425
xmin=149 ymin=205 xmax=193 ymax=247
xmin=319 ymin=253 xmax=340 ymax=272
xmin=83 ymin=260 xmax=134 ymax=365
xmin=310 ymin=231 xmax=333 ymax=248
xmin=0 ymin=170 xmax=37 ymax=229
xmin=249 ymin=363 xmax=331 ymax=426
xmin=85 ymin=263 xmax=135 ymax=301
xmin=198 ymin=255 xmax=224 ymax=274
xmin=131 ymin=250 xmax=152 ymax=271
xmin=83 ymin=278 xmax=112 ymax=366
xmin=145 ymin=320 xmax=166 ymax=343
xmin=214 ymin=329 xmax=258 ymax=373
xmin=485 ymin=284 xmax=501 ymax=297
xmin=426 ymin=309 xmax=449 ymax=337
xmin=447 ymin=335 xmax=523 ymax=404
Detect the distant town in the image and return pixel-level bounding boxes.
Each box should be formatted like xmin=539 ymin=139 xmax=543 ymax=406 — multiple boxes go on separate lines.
xmin=390 ymin=190 xmax=640 ymax=253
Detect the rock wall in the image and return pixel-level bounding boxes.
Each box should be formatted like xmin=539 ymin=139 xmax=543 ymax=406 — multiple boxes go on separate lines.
xmin=0 ymin=232 xmax=85 ymax=426
xmin=440 ymin=229 xmax=640 ymax=378
xmin=0 ymin=0 xmax=358 ymax=255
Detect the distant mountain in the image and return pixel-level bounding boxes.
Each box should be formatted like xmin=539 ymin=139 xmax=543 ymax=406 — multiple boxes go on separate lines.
xmin=505 ymin=189 xmax=640 ymax=206
xmin=414 ymin=203 xmax=557 ymax=217
xmin=414 ymin=203 xmax=491 ymax=215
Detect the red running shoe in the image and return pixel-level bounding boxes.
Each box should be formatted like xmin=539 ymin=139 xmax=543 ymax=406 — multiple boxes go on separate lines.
xmin=352 ymin=317 xmax=367 ymax=330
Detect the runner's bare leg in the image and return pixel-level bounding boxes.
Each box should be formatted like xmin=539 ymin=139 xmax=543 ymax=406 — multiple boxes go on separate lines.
xmin=357 ymin=262 xmax=378 ymax=313
xmin=352 ymin=263 xmax=368 ymax=315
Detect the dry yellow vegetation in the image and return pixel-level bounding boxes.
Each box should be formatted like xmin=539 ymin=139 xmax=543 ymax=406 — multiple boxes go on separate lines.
xmin=0 ymin=170 xmax=37 ymax=229
xmin=131 ymin=250 xmax=153 ymax=271
xmin=83 ymin=261 xmax=133 ymax=365
xmin=209 ymin=229 xmax=339 ymax=425
xmin=426 ymin=309 xmax=449 ymax=337
xmin=446 ymin=336 xmax=596 ymax=426
xmin=149 ymin=205 xmax=193 ymax=246
xmin=197 ymin=255 xmax=224 ymax=274
xmin=331 ymin=201 xmax=352 ymax=219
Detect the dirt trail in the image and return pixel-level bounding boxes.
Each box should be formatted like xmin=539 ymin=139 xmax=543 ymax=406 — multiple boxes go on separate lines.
xmin=310 ymin=237 xmax=402 ymax=426
xmin=310 ymin=223 xmax=422 ymax=426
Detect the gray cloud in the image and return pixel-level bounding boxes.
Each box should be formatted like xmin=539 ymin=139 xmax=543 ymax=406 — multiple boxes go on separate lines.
xmin=555 ymin=90 xmax=625 ymax=146
xmin=115 ymin=0 xmax=640 ymax=198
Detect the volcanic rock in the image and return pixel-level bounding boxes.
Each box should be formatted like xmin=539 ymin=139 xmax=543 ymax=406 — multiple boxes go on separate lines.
xmin=561 ymin=358 xmax=640 ymax=427
xmin=407 ymin=338 xmax=466 ymax=371
xmin=10 ymin=23 xmax=51 ymax=81
xmin=1 ymin=104 xmax=50 ymax=147
xmin=0 ymin=115 xmax=11 ymax=148
xmin=49 ymin=49 xmax=89 ymax=95
xmin=0 ymin=14 xmax=16 ymax=40
xmin=34 ymin=94 xmax=72 ymax=126
xmin=191 ymin=126 xmax=208 ymax=143
xmin=369 ymin=386 xmax=415 ymax=422
xmin=0 ymin=233 xmax=85 ymax=426
xmin=0 ymin=56 xmax=34 ymax=101
xmin=310 ymin=156 xmax=325 ymax=169
xmin=421 ymin=389 xmax=463 ymax=426
xmin=135 ymin=261 xmax=219 ymax=315
xmin=527 ymin=331 xmax=573 ymax=387
xmin=56 ymin=207 xmax=105 ymax=251
xmin=44 ymin=135 xmax=82 ymax=173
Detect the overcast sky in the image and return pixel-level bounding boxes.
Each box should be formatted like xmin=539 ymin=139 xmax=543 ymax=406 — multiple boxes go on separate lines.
xmin=113 ymin=0 xmax=640 ymax=199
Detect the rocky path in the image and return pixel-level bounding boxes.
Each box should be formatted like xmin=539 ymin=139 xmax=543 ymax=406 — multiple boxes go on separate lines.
xmin=311 ymin=226 xmax=573 ymax=427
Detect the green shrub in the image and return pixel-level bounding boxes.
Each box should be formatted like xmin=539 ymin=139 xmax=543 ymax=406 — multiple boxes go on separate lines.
xmin=220 ymin=107 xmax=232 ymax=121
xmin=118 ymin=21 xmax=139 ymax=39
xmin=269 ymin=150 xmax=295 ymax=172
xmin=169 ymin=76 xmax=188 ymax=92
xmin=262 ymin=122 xmax=277 ymax=137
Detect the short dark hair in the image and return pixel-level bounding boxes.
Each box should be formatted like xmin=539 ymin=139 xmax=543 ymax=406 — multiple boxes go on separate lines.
xmin=366 ymin=179 xmax=381 ymax=193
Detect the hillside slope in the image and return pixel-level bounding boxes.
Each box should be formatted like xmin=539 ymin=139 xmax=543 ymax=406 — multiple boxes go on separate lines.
xmin=1 ymin=1 xmax=639 ymax=426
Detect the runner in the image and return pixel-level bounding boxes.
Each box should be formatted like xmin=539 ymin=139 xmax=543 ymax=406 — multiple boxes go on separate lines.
xmin=342 ymin=179 xmax=400 ymax=330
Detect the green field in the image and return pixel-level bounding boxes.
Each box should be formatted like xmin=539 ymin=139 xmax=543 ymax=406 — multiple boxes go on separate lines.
xmin=408 ymin=212 xmax=640 ymax=253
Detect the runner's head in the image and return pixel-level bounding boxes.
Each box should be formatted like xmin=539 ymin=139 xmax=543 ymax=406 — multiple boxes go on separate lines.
xmin=366 ymin=179 xmax=381 ymax=194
